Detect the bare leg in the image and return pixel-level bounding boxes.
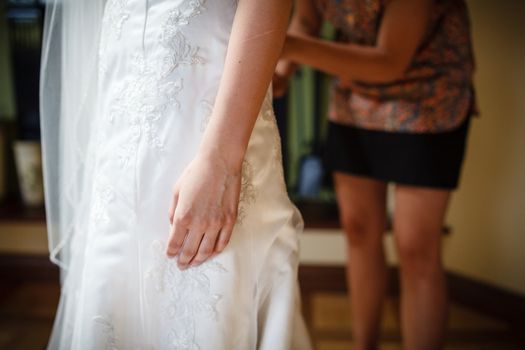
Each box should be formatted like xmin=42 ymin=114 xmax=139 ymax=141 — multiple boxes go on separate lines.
xmin=393 ymin=185 xmax=450 ymax=350
xmin=334 ymin=173 xmax=388 ymax=350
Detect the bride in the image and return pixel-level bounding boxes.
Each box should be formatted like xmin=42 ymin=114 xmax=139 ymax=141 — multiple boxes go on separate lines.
xmin=40 ymin=0 xmax=311 ymax=349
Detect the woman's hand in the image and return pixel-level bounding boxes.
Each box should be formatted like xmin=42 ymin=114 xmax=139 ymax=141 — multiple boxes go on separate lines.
xmin=272 ymin=71 xmax=290 ymax=98
xmin=273 ymin=58 xmax=297 ymax=98
xmin=167 ymin=150 xmax=242 ymax=269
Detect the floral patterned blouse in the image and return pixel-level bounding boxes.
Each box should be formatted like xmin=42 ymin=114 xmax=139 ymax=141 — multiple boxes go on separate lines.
xmin=315 ymin=0 xmax=477 ymax=133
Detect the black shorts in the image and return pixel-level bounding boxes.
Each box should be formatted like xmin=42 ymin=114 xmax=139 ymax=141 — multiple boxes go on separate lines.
xmin=324 ymin=116 xmax=472 ymax=189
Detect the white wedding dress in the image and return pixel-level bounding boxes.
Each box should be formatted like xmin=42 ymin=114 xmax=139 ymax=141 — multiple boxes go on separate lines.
xmin=47 ymin=0 xmax=311 ymax=349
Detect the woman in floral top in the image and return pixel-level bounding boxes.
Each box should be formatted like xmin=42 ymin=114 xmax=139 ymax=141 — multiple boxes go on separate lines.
xmin=276 ymin=0 xmax=477 ymax=349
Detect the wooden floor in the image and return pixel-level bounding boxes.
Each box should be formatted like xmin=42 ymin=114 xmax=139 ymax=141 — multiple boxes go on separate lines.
xmin=0 ymin=281 xmax=522 ymax=349
xmin=305 ymin=293 xmax=522 ymax=350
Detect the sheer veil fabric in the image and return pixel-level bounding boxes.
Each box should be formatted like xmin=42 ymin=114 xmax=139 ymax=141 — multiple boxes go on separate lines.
xmin=40 ymin=0 xmax=311 ymax=349
xmin=40 ymin=0 xmax=106 ymax=274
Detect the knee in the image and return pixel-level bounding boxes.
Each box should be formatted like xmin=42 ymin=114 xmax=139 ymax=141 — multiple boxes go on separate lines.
xmin=395 ymin=226 xmax=442 ymax=276
xmin=340 ymin=212 xmax=383 ymax=247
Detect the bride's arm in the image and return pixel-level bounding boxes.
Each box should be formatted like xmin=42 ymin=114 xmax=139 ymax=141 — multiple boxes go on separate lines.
xmin=167 ymin=0 xmax=292 ymax=268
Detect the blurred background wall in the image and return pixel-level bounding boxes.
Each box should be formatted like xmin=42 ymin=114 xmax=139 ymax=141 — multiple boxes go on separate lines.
xmin=443 ymin=0 xmax=525 ymax=295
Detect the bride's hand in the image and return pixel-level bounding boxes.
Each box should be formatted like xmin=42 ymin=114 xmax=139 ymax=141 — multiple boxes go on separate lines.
xmin=163 ymin=0 xmax=289 ymax=270
xmin=167 ymin=150 xmax=241 ymax=269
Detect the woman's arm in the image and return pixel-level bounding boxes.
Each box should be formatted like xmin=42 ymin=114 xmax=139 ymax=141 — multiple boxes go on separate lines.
xmin=282 ymin=0 xmax=433 ymax=84
xmin=274 ymin=0 xmax=322 ymax=96
xmin=167 ymin=0 xmax=292 ymax=268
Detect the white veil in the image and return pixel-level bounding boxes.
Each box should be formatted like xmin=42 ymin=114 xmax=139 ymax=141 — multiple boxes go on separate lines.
xmin=40 ymin=0 xmax=106 ymax=276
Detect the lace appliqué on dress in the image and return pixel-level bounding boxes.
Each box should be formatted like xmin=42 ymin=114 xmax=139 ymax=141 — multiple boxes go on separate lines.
xmin=90 ymin=180 xmax=115 ymax=228
xmin=259 ymin=92 xmax=287 ymax=188
xmin=93 ymin=315 xmax=118 ymax=350
xmin=271 ymin=127 xmax=287 ymax=190
xmin=146 ymin=240 xmax=226 ymax=350
xmin=107 ymin=2 xmax=207 ymax=168
xmin=161 ymin=0 xmax=206 ymax=28
xmin=160 ymin=30 xmax=205 ymax=78
xmin=237 ymin=160 xmax=257 ymax=224
xmin=99 ymin=0 xmax=131 ymax=76
xmin=159 ymin=1 xmax=206 ymax=78
xmin=260 ymin=92 xmax=275 ymax=123
xmin=109 ymin=54 xmax=183 ymax=167
xmin=104 ymin=0 xmax=130 ymax=40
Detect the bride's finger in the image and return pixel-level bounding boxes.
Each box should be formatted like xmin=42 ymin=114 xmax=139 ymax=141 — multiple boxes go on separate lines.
xmin=191 ymin=227 xmax=220 ymax=266
xmin=177 ymin=228 xmax=205 ymax=269
xmin=215 ymin=223 xmax=234 ymax=254
xmin=166 ymin=216 xmax=187 ymax=257
xmin=168 ymin=184 xmax=180 ymax=224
